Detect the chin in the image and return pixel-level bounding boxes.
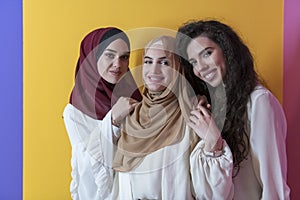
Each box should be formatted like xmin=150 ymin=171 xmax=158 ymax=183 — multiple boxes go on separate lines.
xmin=108 ymin=79 xmax=118 ymax=84
xmin=147 ymin=84 xmax=165 ymax=92
xmin=207 ymin=79 xmax=223 ymax=88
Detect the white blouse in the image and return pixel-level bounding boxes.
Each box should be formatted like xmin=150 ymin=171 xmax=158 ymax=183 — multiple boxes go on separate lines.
xmin=63 ymin=85 xmax=290 ymax=199
xmin=112 ymin=127 xmax=233 ymax=200
xmin=232 ymin=86 xmax=290 ymax=199
xmin=63 ymin=104 xmax=118 ymax=200
xmin=63 ymin=103 xmax=234 ymax=200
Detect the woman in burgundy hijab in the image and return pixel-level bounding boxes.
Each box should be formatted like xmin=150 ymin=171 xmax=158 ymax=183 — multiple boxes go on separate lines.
xmin=63 ymin=27 xmax=142 ymax=200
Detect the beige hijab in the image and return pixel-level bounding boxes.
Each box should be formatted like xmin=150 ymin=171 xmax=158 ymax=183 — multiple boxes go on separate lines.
xmin=113 ymin=36 xmax=198 ymax=172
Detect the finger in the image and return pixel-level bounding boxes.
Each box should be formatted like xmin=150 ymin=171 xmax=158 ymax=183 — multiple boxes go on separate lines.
xmin=189 ymin=115 xmax=199 ymax=124
xmin=130 ymin=102 xmax=139 ymax=109
xmin=207 ymin=103 xmax=211 ymax=110
xmin=187 ymin=121 xmax=198 ymax=131
xmin=129 ymin=98 xmax=138 ymax=104
xmin=196 ymin=105 xmax=211 ymax=116
xmin=190 ymin=110 xmax=202 ymax=119
xmin=190 ymin=110 xmax=207 ymax=124
xmin=196 ymin=101 xmax=207 ymax=109
xmin=187 ymin=121 xmax=195 ymax=129
xmin=127 ymin=102 xmax=139 ymax=113
xmin=198 ymin=95 xmax=207 ymax=104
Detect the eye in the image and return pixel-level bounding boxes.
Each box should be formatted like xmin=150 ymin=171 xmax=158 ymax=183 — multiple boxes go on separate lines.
xmin=160 ymin=60 xmax=170 ymax=66
xmin=104 ymin=53 xmax=115 ymax=59
xmin=144 ymin=59 xmax=153 ymax=64
xmin=189 ymin=59 xmax=197 ymax=67
xmin=202 ymin=50 xmax=212 ymax=58
xmin=120 ymin=54 xmax=130 ymax=61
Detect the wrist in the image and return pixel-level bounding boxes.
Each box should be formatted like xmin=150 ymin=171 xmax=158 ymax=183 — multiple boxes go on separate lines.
xmin=202 ymin=137 xmax=224 ymax=158
xmin=201 ymin=145 xmax=224 ymax=158
xmin=204 ymin=135 xmax=223 ymax=152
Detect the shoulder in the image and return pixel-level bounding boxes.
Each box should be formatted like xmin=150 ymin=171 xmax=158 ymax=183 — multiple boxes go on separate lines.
xmin=249 ymin=85 xmax=281 ymax=107
xmin=63 ymin=103 xmax=73 ymax=116
xmin=63 ymin=103 xmax=103 ymax=139
xmin=63 ymin=103 xmax=81 ymax=119
xmin=63 ymin=103 xmax=99 ymax=124
xmin=248 ymin=85 xmax=286 ymax=122
xmin=250 ymin=85 xmax=272 ymax=100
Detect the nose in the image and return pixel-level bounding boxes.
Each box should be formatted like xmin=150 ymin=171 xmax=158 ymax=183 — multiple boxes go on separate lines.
xmin=194 ymin=58 xmax=209 ymax=72
xmin=151 ymin=62 xmax=161 ymax=73
xmin=112 ymin=58 xmax=122 ymax=68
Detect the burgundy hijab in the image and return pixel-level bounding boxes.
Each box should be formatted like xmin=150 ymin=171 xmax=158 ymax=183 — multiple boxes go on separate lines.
xmin=70 ymin=27 xmax=142 ymax=120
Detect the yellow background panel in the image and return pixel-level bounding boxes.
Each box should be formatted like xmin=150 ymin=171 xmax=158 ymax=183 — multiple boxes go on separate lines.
xmin=23 ymin=0 xmax=283 ymax=199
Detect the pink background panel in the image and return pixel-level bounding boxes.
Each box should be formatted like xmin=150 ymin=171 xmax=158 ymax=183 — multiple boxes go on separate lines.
xmin=284 ymin=0 xmax=300 ymax=198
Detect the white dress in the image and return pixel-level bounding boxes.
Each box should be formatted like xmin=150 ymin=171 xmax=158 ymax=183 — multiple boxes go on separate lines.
xmin=232 ymin=86 xmax=290 ymax=199
xmin=64 ymin=103 xmax=235 ymax=200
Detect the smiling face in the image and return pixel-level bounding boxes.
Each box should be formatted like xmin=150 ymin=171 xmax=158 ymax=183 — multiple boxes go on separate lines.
xmin=97 ymin=38 xmax=130 ymax=84
xmin=186 ymin=36 xmax=226 ymax=87
xmin=142 ymin=44 xmax=175 ymax=92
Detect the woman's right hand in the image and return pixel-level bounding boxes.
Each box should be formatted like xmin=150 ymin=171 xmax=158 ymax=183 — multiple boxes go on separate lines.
xmin=192 ymin=95 xmax=211 ymax=111
xmin=188 ymin=104 xmax=222 ymax=152
xmin=111 ymin=97 xmax=139 ymax=127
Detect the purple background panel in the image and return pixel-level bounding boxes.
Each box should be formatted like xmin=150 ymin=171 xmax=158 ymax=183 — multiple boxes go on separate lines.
xmin=0 ymin=0 xmax=23 ymax=199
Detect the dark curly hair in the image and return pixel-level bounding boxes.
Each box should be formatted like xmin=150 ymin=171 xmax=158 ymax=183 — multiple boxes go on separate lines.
xmin=176 ymin=20 xmax=259 ymax=175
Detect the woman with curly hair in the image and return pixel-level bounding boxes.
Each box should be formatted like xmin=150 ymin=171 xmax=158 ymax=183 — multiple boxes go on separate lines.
xmin=176 ymin=20 xmax=290 ymax=199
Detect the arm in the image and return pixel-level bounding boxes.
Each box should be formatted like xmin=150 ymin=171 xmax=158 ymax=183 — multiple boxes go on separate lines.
xmin=187 ymin=104 xmax=234 ymax=199
xmin=190 ymin=139 xmax=234 ymax=200
xmin=89 ymin=96 xmax=139 ymax=161
xmin=63 ymin=98 xmax=138 ymax=199
xmin=63 ymin=104 xmax=114 ymax=199
xmin=249 ymin=90 xmax=290 ymax=199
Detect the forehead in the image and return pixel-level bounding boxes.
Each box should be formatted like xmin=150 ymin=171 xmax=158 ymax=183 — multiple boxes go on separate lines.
xmin=187 ymin=36 xmax=218 ymax=58
xmin=188 ymin=36 xmax=215 ymax=49
xmin=145 ymin=44 xmax=168 ymax=58
xmin=105 ymin=38 xmax=129 ymax=51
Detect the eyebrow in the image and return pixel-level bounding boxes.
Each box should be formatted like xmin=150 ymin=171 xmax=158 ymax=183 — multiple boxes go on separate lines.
xmin=105 ymin=49 xmax=130 ymax=55
xmin=188 ymin=47 xmax=211 ymax=62
xmin=144 ymin=56 xmax=167 ymax=60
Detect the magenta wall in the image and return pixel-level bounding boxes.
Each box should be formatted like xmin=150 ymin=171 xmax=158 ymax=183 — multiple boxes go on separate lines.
xmin=284 ymin=0 xmax=300 ymax=199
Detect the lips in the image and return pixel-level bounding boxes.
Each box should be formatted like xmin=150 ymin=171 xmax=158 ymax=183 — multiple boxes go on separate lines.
xmin=109 ymin=70 xmax=121 ymax=77
xmin=147 ymin=75 xmax=164 ymax=83
xmin=202 ymin=69 xmax=217 ymax=81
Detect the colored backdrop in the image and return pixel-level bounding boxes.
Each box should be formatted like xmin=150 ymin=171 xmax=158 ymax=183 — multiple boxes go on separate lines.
xmin=284 ymin=0 xmax=300 ymax=199
xmin=0 ymin=0 xmax=22 ymax=199
xmin=0 ymin=0 xmax=299 ymax=199
xmin=22 ymin=1 xmax=284 ymax=199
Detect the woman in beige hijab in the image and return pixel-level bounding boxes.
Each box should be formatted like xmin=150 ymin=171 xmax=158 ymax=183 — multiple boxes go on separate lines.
xmin=108 ymin=36 xmax=234 ymax=200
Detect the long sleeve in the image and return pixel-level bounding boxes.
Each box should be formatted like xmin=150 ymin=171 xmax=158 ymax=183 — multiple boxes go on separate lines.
xmin=69 ymin=142 xmax=79 ymax=200
xmin=249 ymin=89 xmax=290 ymax=199
xmin=87 ymin=109 xmax=120 ymax=199
xmin=63 ymin=104 xmax=118 ymax=200
xmin=190 ymin=139 xmax=234 ymax=200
